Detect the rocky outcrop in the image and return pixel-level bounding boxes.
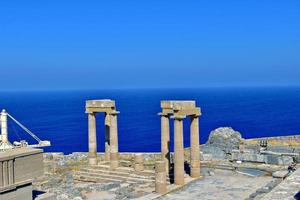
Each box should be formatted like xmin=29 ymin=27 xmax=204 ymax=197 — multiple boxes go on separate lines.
xmin=201 ymin=127 xmax=299 ymax=165
xmin=202 ymin=127 xmax=242 ymax=160
xmin=207 ymin=127 xmax=242 ymax=149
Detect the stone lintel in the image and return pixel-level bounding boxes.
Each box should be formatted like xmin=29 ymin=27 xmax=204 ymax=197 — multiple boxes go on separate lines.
xmin=161 ymin=101 xmax=196 ymax=110
xmin=86 ymin=107 xmax=117 ymax=114
xmin=86 ymin=99 xmax=115 ymax=109
xmin=161 ymin=107 xmax=201 ymax=116
xmin=171 ymin=114 xmax=186 ymax=120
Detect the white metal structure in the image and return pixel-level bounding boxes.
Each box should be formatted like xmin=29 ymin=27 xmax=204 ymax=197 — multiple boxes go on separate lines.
xmin=0 ymin=109 xmax=51 ymax=151
xmin=0 ymin=109 xmax=13 ymax=150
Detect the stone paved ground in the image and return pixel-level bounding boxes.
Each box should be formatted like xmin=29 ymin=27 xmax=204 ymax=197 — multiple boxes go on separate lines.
xmin=261 ymin=168 xmax=300 ymax=200
xmin=159 ymin=169 xmax=273 ymax=200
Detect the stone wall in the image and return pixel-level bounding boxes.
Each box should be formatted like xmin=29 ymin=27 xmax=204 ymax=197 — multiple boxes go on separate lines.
xmin=0 ymin=147 xmax=44 ymax=200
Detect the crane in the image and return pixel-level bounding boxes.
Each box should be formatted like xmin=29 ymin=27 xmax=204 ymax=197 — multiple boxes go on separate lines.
xmin=0 ymin=109 xmax=51 ymax=151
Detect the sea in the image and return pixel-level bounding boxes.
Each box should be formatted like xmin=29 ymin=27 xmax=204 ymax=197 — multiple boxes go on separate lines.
xmin=0 ymin=87 xmax=300 ymax=154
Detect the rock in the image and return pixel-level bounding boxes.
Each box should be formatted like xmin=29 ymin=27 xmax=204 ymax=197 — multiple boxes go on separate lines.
xmin=208 ymin=171 xmax=215 ymax=176
xmin=265 ymin=179 xmax=281 ymax=189
xmin=206 ymin=127 xmax=242 ymax=151
xmin=57 ymin=194 xmax=69 ymax=200
xmin=272 ymin=170 xmax=289 ymax=178
xmin=73 ymin=197 xmax=83 ymax=200
xmin=201 ymin=153 xmax=213 ymax=161
xmin=202 ymin=145 xmax=226 ymax=160
xmin=265 ymin=155 xmax=294 ymax=165
xmin=256 ymin=186 xmax=270 ymax=194
xmin=238 ymin=153 xmax=265 ymax=163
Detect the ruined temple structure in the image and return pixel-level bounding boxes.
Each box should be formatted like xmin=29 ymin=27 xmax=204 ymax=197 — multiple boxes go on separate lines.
xmin=159 ymin=101 xmax=201 ymax=185
xmin=86 ymin=100 xmax=120 ymax=169
xmin=75 ymin=100 xmax=157 ymax=186
xmin=75 ymin=99 xmax=202 ymax=195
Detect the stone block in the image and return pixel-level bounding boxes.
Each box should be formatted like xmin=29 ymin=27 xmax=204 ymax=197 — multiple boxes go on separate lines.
xmin=265 ymin=155 xmax=293 ymax=165
xmin=272 ymin=170 xmax=289 ymax=178
xmin=278 ymin=156 xmax=294 ymax=165
xmin=161 ymin=101 xmax=196 ymax=110
xmin=86 ymin=100 xmax=115 ymax=108
xmin=202 ymin=145 xmax=225 ymax=160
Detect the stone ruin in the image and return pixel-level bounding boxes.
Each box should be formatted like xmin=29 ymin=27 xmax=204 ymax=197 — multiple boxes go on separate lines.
xmin=85 ymin=99 xmax=120 ymax=169
xmin=75 ymin=99 xmax=203 ymax=195
xmin=156 ymin=100 xmax=202 ymax=193
xmin=3 ymin=98 xmax=299 ymax=199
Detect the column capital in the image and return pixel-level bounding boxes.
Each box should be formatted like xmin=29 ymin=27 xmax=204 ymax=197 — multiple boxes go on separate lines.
xmin=191 ymin=113 xmax=201 ymax=118
xmin=158 ymin=112 xmax=169 ymax=117
xmin=107 ymin=110 xmax=120 ymax=115
xmin=171 ymin=114 xmax=186 ymax=120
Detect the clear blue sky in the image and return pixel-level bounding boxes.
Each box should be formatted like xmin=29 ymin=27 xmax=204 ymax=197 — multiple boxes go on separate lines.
xmin=1 ymin=0 xmax=300 ymax=90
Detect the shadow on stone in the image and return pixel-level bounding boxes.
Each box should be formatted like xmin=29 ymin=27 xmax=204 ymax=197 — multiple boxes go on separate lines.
xmin=184 ymin=161 xmax=191 ymax=175
xmin=33 ymin=190 xmax=46 ymax=199
xmin=294 ymin=191 xmax=300 ymax=200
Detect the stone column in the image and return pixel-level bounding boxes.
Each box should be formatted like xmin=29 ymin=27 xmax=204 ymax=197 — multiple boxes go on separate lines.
xmin=174 ymin=115 xmax=185 ymax=185
xmin=190 ymin=115 xmax=200 ymax=178
xmin=110 ymin=111 xmax=119 ymax=169
xmin=104 ymin=113 xmax=110 ymax=162
xmin=155 ymin=161 xmax=167 ymax=194
xmin=88 ymin=113 xmax=97 ymax=165
xmin=160 ymin=113 xmax=170 ymax=174
xmin=134 ymin=154 xmax=144 ymax=172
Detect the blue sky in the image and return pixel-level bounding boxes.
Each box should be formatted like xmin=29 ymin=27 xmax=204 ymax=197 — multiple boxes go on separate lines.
xmin=0 ymin=0 xmax=300 ymax=90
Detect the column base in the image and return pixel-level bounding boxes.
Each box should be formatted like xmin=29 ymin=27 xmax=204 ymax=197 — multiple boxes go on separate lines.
xmin=110 ymin=152 xmax=119 ymax=169
xmin=174 ymin=177 xmax=184 ymax=186
xmin=190 ymin=168 xmax=201 ymax=178
xmin=89 ymin=157 xmax=97 ymax=165
xmin=105 ymin=142 xmax=110 ymax=162
xmin=155 ymin=183 xmax=167 ymax=194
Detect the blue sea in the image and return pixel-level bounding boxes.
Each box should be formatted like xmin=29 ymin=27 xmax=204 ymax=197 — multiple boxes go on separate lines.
xmin=0 ymin=87 xmax=300 ymax=154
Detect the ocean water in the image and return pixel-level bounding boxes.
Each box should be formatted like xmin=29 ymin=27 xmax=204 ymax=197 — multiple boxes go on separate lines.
xmin=0 ymin=87 xmax=300 ymax=154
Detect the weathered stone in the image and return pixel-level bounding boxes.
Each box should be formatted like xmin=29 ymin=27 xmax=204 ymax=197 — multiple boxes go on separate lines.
xmin=206 ymin=127 xmax=242 ymax=150
xmin=161 ymin=101 xmax=196 ymax=110
xmin=272 ymin=170 xmax=289 ymax=178
xmin=86 ymin=99 xmax=115 ymax=108
xmin=265 ymin=155 xmax=293 ymax=165
xmin=202 ymin=146 xmax=225 ymax=160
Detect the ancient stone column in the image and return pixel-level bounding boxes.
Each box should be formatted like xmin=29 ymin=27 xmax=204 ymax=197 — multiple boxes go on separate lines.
xmin=88 ymin=113 xmax=97 ymax=165
xmin=190 ymin=115 xmax=200 ymax=178
xmin=110 ymin=111 xmax=119 ymax=169
xmin=134 ymin=153 xmax=144 ymax=172
xmin=160 ymin=113 xmax=170 ymax=174
xmin=174 ymin=115 xmax=185 ymax=185
xmin=104 ymin=113 xmax=110 ymax=162
xmin=155 ymin=160 xmax=167 ymax=194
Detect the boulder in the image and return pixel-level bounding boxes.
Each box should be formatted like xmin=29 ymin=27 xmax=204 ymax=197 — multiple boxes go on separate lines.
xmin=206 ymin=127 xmax=242 ymax=151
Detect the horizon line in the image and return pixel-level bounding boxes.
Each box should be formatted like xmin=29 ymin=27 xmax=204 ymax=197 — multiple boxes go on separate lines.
xmin=1 ymin=85 xmax=300 ymax=92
